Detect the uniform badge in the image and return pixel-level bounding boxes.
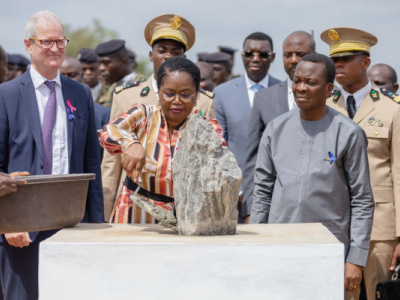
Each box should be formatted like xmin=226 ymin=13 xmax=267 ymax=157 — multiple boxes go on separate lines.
xmin=377 ymin=120 xmax=383 ymax=127
xmin=332 ymin=90 xmax=341 ymax=102
xmin=170 ymin=16 xmax=182 ymax=30
xmin=380 ymin=87 xmax=400 ymax=103
xmin=328 ymin=29 xmax=340 ymax=42
xmin=140 ymin=86 xmax=150 ymax=97
xmin=368 ymin=117 xmax=376 ymax=125
xmin=114 ymin=81 xmax=141 ymax=94
xmin=370 ymin=89 xmax=380 ymax=101
xmin=200 ymin=88 xmax=214 ymax=99
xmin=324 ymin=151 xmax=336 ymax=165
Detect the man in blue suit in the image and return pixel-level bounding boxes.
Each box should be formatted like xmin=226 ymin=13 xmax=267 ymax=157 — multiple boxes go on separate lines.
xmin=213 ymin=32 xmax=280 ymax=222
xmin=0 ymin=11 xmax=103 ymax=300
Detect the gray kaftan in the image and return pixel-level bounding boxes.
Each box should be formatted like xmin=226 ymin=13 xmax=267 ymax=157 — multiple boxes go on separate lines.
xmin=250 ymin=107 xmax=374 ymax=267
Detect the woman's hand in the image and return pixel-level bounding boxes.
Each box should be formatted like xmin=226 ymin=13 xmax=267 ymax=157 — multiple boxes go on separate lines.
xmin=121 ymin=143 xmax=145 ymax=183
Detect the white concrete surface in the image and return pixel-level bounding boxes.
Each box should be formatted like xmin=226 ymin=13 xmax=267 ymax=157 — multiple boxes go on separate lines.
xmin=39 ymin=223 xmax=344 ymax=300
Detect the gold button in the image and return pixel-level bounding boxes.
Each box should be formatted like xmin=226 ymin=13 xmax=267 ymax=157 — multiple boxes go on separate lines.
xmin=375 ymin=131 xmax=378 ymax=135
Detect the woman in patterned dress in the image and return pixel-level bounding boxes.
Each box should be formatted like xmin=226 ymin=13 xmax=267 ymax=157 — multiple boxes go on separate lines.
xmin=99 ymin=57 xmax=225 ymax=225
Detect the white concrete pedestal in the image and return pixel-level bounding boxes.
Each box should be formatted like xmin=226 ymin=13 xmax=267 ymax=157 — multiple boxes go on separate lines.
xmin=39 ymin=223 xmax=344 ymax=300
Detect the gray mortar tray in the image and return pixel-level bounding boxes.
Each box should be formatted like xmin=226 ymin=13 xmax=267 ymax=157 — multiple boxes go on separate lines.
xmin=0 ymin=173 xmax=95 ymax=233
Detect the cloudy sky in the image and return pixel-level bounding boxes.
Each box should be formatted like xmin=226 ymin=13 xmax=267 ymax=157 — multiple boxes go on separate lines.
xmin=1 ymin=0 xmax=399 ymax=80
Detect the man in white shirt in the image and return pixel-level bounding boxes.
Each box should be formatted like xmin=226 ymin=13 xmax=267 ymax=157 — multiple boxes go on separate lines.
xmin=0 ymin=10 xmax=103 ymax=300
xmin=242 ymin=31 xmax=315 ymax=223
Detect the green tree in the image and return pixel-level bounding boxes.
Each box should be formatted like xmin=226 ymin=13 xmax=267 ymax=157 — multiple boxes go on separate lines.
xmin=135 ymin=56 xmax=153 ymax=77
xmin=64 ymin=19 xmax=118 ymax=57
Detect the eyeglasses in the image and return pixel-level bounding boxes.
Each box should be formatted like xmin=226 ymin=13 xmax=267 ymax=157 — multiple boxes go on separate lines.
xmin=242 ymin=51 xmax=273 ymax=60
xmin=30 ymin=37 xmax=69 ymax=49
xmin=161 ymin=91 xmax=195 ymax=103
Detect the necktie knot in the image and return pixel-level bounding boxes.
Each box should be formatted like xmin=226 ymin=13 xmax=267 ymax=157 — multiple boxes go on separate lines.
xmin=251 ymin=83 xmax=263 ymax=93
xmin=44 ymin=80 xmax=56 ymax=93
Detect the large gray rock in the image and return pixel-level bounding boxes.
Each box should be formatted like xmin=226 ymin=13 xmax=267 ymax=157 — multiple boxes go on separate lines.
xmin=172 ymin=115 xmax=241 ymax=236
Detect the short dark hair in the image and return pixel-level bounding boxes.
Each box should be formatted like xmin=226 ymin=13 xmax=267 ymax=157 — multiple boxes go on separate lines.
xmin=284 ymin=31 xmax=316 ymax=52
xmin=372 ymin=63 xmax=398 ymax=84
xmin=243 ymin=32 xmax=273 ymax=51
xmin=157 ymin=57 xmax=200 ymax=91
xmin=300 ymin=53 xmax=336 ymax=84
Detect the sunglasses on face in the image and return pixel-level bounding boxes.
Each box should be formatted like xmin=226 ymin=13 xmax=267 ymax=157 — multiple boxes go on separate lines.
xmin=242 ymin=51 xmax=273 ymax=59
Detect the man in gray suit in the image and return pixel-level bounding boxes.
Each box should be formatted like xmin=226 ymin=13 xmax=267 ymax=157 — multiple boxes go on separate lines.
xmin=250 ymin=53 xmax=374 ymax=297
xmin=214 ymin=32 xmax=280 ymax=220
xmin=242 ymin=31 xmax=315 ymax=223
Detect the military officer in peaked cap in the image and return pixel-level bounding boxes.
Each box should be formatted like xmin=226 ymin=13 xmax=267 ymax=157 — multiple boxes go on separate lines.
xmin=101 ymin=14 xmax=215 ymax=222
xmin=322 ymin=27 xmax=400 ymax=300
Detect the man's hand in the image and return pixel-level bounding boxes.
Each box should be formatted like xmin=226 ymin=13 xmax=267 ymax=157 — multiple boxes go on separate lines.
xmin=344 ymin=262 xmax=362 ymax=292
xmin=390 ymin=243 xmax=400 ymax=271
xmin=243 ymin=216 xmax=250 ymax=224
xmin=121 ymin=143 xmax=145 ymax=183
xmin=5 ymin=232 xmax=32 ymax=248
xmin=0 ymin=172 xmax=28 ymax=197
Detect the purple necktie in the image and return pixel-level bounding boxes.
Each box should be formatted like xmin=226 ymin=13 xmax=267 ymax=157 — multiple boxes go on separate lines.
xmin=42 ymin=81 xmax=57 ymax=174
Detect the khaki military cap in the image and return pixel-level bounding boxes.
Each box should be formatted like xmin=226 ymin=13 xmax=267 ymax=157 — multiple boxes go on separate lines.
xmin=144 ymin=14 xmax=195 ymax=51
xmin=320 ymin=27 xmax=377 ymax=57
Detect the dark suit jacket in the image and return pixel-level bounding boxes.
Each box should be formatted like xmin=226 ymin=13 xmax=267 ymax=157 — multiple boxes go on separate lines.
xmin=242 ymin=80 xmax=289 ymax=217
xmin=94 ymin=103 xmax=111 ymax=162
xmin=0 ymin=71 xmax=104 ymax=242
xmin=214 ymin=75 xmax=281 ymax=173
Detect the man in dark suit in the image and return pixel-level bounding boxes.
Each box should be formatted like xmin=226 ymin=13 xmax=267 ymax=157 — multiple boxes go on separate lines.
xmin=0 ymin=11 xmax=103 ymax=300
xmin=214 ymin=32 xmax=280 ymax=222
xmin=242 ymin=31 xmax=315 ymax=223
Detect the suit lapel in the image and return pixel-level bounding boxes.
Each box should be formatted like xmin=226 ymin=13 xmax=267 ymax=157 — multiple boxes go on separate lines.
xmin=20 ymin=72 xmax=43 ymax=159
xmin=353 ymin=92 xmax=375 ymax=124
xmin=61 ymin=76 xmax=74 ymax=161
xmin=235 ymin=76 xmax=251 ymax=124
xmin=278 ymin=81 xmax=289 ymax=114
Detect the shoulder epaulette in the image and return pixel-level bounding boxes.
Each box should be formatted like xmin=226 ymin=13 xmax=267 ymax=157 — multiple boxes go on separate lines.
xmin=140 ymin=86 xmax=150 ymax=97
xmin=199 ymin=88 xmax=214 ymax=99
xmin=370 ymin=88 xmax=380 ymax=101
xmin=380 ymin=87 xmax=400 ymax=103
xmin=114 ymin=81 xmax=141 ymax=94
xmin=330 ymin=90 xmax=341 ymax=102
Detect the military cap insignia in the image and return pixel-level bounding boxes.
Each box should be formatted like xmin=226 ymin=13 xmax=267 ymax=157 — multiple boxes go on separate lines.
xmin=332 ymin=90 xmax=341 ymax=102
xmin=380 ymin=87 xmax=400 ymax=103
xmin=170 ymin=16 xmax=181 ymax=30
xmin=328 ymin=29 xmax=340 ymax=42
xmin=114 ymin=81 xmax=141 ymax=94
xmin=199 ymin=88 xmax=214 ymax=99
xmin=140 ymin=86 xmax=150 ymax=97
xmin=370 ymin=89 xmax=380 ymax=101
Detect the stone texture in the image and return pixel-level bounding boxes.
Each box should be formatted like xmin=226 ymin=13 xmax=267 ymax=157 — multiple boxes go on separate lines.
xmin=172 ymin=115 xmax=241 ymax=236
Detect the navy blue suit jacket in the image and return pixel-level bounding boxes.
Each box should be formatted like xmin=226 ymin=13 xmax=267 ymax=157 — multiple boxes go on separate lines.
xmin=0 ymin=71 xmax=104 ymax=242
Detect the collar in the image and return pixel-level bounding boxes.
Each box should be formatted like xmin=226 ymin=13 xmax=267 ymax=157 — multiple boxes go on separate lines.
xmin=341 ymin=81 xmax=372 ymax=108
xmin=244 ymin=73 xmax=270 ymax=90
xmin=30 ymin=66 xmax=61 ymax=89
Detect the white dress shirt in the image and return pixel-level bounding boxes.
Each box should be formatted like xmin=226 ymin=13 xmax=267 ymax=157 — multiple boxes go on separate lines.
xmin=244 ymin=73 xmax=270 ymax=107
xmin=30 ymin=67 xmax=69 ymax=175
xmin=342 ymin=81 xmax=372 ymax=109
xmin=286 ymin=78 xmax=297 ymax=110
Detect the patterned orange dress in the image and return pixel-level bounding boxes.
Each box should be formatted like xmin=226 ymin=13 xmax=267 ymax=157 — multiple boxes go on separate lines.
xmin=99 ymin=104 xmax=226 ymax=223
